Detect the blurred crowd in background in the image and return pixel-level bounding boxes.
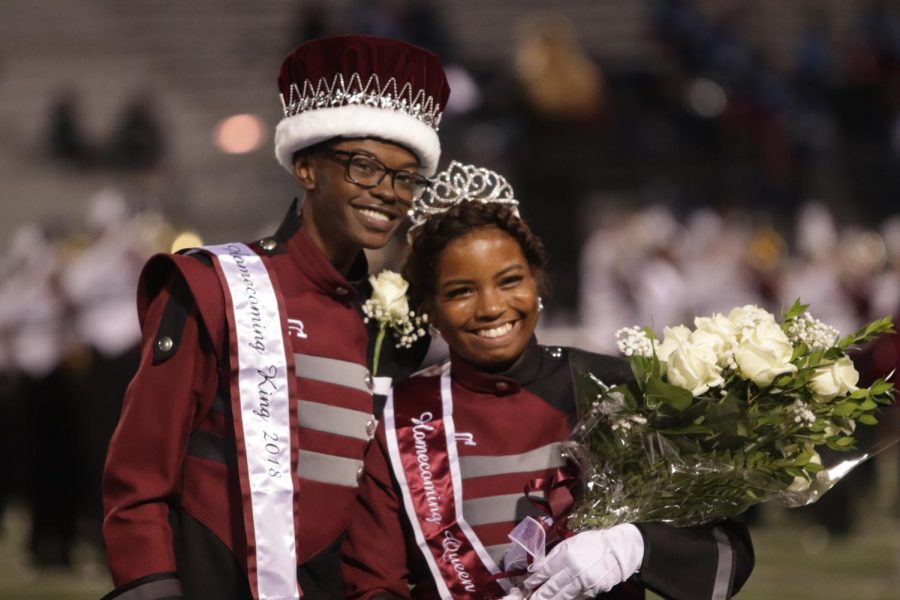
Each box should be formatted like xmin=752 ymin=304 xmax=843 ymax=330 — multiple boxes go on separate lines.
xmin=0 ymin=0 xmax=898 ymax=580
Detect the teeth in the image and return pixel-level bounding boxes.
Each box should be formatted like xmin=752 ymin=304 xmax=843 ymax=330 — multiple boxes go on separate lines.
xmin=475 ymin=322 xmax=514 ymax=338
xmin=358 ymin=208 xmax=390 ymax=222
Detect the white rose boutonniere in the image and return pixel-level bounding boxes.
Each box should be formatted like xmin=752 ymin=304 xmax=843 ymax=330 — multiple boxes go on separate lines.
xmin=369 ymin=270 xmax=410 ymax=320
xmin=363 ymin=270 xmax=427 ymax=375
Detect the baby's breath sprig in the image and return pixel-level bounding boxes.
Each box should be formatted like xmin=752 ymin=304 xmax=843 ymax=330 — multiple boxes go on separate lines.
xmin=615 ymin=326 xmax=655 ymax=358
xmin=785 ymin=312 xmax=840 ymax=350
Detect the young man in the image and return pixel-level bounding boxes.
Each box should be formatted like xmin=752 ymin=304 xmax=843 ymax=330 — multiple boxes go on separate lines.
xmin=101 ymin=35 xmax=450 ymax=600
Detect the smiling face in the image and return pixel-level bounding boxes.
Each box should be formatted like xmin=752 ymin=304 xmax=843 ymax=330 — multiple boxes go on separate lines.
xmin=294 ymin=138 xmax=420 ymax=271
xmin=428 ymin=226 xmax=541 ymax=371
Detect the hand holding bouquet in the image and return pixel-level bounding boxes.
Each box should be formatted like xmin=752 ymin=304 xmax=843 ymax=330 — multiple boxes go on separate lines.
xmin=566 ymin=301 xmax=897 ymax=530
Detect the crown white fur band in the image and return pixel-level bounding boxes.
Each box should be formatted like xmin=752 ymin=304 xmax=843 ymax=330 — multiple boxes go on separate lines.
xmin=274 ymin=104 xmax=441 ymax=175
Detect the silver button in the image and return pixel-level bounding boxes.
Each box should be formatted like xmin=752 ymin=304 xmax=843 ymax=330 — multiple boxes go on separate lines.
xmin=356 ymin=466 xmax=365 ymax=482
xmin=495 ymin=381 xmax=509 ymax=393
xmin=364 ymin=373 xmax=374 ymax=390
xmin=156 ymin=336 xmax=174 ymax=353
xmin=259 ymin=237 xmax=277 ymax=252
xmin=335 ymin=286 xmax=349 ymax=296
xmin=366 ymin=418 xmax=377 ymax=437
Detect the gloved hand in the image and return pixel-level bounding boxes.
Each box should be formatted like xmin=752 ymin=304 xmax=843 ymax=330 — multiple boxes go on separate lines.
xmin=523 ymin=524 xmax=644 ymax=600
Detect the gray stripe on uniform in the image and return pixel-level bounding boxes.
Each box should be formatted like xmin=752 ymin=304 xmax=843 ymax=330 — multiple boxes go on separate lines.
xmin=297 ymin=449 xmax=364 ymax=488
xmin=461 ymin=492 xmax=545 ymax=527
xmin=295 ymin=353 xmax=370 ymax=393
xmin=711 ymin=527 xmax=734 ymax=600
xmin=297 ymin=400 xmax=373 ymax=441
xmin=113 ymin=577 xmax=183 ymax=600
xmin=459 ymin=443 xmax=565 ymax=479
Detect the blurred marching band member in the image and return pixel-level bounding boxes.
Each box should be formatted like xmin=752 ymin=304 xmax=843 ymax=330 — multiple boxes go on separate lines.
xmin=0 ymin=224 xmax=80 ymax=566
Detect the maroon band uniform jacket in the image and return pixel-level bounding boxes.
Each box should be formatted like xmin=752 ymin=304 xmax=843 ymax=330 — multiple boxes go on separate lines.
xmin=342 ymin=342 xmax=755 ymax=600
xmin=102 ymin=202 xmax=426 ymax=600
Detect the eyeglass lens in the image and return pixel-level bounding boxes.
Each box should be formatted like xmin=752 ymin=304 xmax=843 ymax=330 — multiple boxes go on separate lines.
xmin=343 ymin=154 xmax=427 ymax=199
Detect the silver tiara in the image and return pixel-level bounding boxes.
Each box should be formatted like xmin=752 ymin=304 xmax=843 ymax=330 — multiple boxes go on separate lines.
xmin=408 ymin=161 xmax=519 ymax=238
xmin=280 ymin=73 xmax=443 ymax=131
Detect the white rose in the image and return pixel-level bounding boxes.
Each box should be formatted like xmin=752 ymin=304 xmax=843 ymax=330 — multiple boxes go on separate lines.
xmin=692 ymin=314 xmax=738 ymax=363
xmin=809 ymin=356 xmax=860 ymax=402
xmin=788 ymin=475 xmax=811 ymax=493
xmin=665 ymin=338 xmax=725 ymax=396
xmin=369 ymin=270 xmax=409 ymax=320
xmin=733 ymin=320 xmax=797 ymax=387
xmin=656 ymin=325 xmax=692 ymax=362
xmin=787 ymin=451 xmax=823 ymax=493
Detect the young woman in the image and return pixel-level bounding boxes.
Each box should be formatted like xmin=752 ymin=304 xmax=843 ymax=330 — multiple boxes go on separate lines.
xmin=341 ymin=163 xmax=755 ymax=600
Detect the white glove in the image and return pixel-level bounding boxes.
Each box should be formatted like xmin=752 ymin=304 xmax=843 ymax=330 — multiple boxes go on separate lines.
xmin=523 ymin=524 xmax=644 ymax=600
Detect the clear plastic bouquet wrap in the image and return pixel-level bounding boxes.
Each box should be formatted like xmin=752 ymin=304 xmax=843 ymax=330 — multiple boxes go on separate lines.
xmin=564 ymin=301 xmax=899 ymax=530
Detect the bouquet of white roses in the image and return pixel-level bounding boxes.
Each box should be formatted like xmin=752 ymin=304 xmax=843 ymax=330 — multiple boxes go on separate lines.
xmin=564 ymin=300 xmax=898 ymax=530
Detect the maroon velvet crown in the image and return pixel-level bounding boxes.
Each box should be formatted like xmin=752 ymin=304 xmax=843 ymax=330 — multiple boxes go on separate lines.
xmin=274 ymin=35 xmax=450 ymax=174
xmin=278 ymin=35 xmax=450 ymax=116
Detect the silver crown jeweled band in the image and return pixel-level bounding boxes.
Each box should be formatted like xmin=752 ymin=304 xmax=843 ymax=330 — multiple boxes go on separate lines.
xmin=407 ymin=161 xmax=520 ymax=239
xmin=280 ymin=73 xmax=443 ymax=131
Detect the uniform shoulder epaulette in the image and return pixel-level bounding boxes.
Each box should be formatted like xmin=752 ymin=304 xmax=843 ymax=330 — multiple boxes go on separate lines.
xmin=137 ymin=252 xmax=227 ymax=364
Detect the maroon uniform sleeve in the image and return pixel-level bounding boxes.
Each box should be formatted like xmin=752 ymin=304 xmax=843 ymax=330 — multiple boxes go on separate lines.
xmin=102 ymin=275 xmax=219 ymax=593
xmin=342 ymin=424 xmax=414 ymax=600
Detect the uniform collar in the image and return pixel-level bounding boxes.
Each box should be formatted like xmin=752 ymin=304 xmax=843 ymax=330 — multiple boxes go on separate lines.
xmin=450 ymin=336 xmax=542 ymax=396
xmin=275 ymin=199 xmax=369 ymax=301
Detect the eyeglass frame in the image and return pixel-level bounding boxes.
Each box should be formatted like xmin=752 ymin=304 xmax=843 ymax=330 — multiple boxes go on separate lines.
xmin=318 ymin=149 xmax=432 ymax=203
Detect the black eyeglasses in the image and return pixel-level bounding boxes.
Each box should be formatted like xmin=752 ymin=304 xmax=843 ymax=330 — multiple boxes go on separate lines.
xmin=320 ymin=149 xmax=431 ymax=203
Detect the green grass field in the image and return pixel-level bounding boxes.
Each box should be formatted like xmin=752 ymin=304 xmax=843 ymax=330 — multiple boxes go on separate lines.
xmin=1 ymin=455 xmax=896 ymax=600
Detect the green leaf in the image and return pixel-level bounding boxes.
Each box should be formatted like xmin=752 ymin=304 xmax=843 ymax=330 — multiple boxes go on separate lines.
xmin=785 ymin=466 xmax=805 ymax=478
xmin=834 ymin=436 xmax=855 ymax=447
xmin=646 ymin=376 xmax=694 ymax=411
xmin=837 ymin=333 xmax=855 ymax=349
xmin=868 ymin=380 xmax=894 ymax=396
xmin=658 ymin=423 xmax=714 ymax=435
xmin=858 ymin=414 xmax=879 ymax=426
xmin=857 ymin=398 xmax=877 ymax=411
xmin=833 ymin=401 xmax=858 ymax=417
xmin=783 ymin=299 xmax=809 ymax=322
xmin=804 ymin=462 xmax=824 ymax=473
xmin=793 ymin=452 xmax=812 ymax=466
xmin=629 ymin=355 xmax=651 ymax=390
xmin=864 ymin=316 xmax=895 ymax=338
xmin=806 ymin=349 xmax=826 ymax=367
xmin=823 ymin=348 xmax=844 ymax=361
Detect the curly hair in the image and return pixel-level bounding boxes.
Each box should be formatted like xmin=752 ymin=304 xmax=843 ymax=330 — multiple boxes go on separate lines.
xmin=403 ymin=202 xmax=547 ymax=310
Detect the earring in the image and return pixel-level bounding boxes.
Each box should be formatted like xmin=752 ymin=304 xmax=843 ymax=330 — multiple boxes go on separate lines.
xmin=538 ymin=297 xmax=544 ymax=312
